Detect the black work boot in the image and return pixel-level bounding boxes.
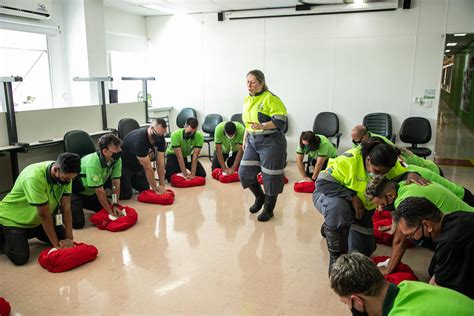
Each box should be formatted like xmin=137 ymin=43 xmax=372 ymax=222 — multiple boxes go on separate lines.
xmin=248 ymin=184 xmax=265 ymax=214
xmin=257 ymin=195 xmax=277 ymax=222
xmin=325 ymin=225 xmax=349 ymax=274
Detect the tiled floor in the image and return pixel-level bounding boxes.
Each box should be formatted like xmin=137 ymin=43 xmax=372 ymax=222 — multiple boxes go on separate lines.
xmin=0 ymin=157 xmax=471 ymax=315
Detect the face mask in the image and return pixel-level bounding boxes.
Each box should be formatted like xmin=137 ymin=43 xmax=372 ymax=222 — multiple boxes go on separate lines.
xmin=367 ymin=172 xmax=375 ymax=178
xmin=184 ymin=132 xmax=194 ymax=139
xmin=152 ymin=133 xmax=163 ymax=143
xmin=111 ymin=152 xmax=122 ymax=160
xmin=352 ymin=140 xmax=362 ymax=146
xmin=226 ymin=134 xmax=236 ymax=140
xmin=351 ymin=299 xmax=368 ymax=316
xmin=409 ymin=224 xmax=425 ymax=246
xmin=55 ymin=172 xmax=70 ymax=185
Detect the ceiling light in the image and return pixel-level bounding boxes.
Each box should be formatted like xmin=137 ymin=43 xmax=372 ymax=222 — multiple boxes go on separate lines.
xmin=445 ymin=49 xmax=450 ymax=53
xmin=454 ymin=33 xmax=466 ymax=36
xmin=353 ymin=0 xmax=364 ymax=4
xmin=141 ymin=4 xmax=179 ymax=15
xmin=446 ymin=42 xmax=457 ymax=46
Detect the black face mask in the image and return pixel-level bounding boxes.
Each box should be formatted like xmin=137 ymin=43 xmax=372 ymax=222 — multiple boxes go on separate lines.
xmin=352 ymin=140 xmax=362 ymax=146
xmin=112 ymin=152 xmax=122 ymax=160
xmin=152 ymin=133 xmax=163 ymax=143
xmin=55 ymin=173 xmax=70 ymax=185
xmin=184 ymin=132 xmax=194 ymax=139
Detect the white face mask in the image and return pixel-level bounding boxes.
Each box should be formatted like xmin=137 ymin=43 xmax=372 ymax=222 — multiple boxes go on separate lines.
xmin=226 ymin=134 xmax=236 ymax=140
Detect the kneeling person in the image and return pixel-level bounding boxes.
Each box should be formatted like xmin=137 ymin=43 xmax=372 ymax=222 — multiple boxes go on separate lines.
xmin=330 ymin=252 xmax=474 ymax=315
xmin=212 ymin=121 xmax=244 ymax=174
xmin=0 ymin=153 xmax=80 ymax=266
xmin=71 ymin=134 xmax=123 ymax=229
xmin=165 ymin=117 xmax=206 ymax=181
xmin=296 ymin=131 xmax=337 ymax=181
xmin=394 ymin=197 xmax=474 ymax=299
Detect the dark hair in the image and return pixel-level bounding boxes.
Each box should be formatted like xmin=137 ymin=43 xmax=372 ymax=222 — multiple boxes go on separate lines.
xmin=98 ymin=133 xmax=122 ymax=150
xmin=224 ymin=121 xmax=236 ymax=135
xmin=299 ymin=131 xmax=321 ymax=151
xmin=56 ymin=152 xmax=81 ymax=174
xmin=153 ymin=118 xmax=167 ymax=129
xmin=365 ymin=175 xmax=396 ymax=201
xmin=247 ymin=69 xmax=268 ymax=91
xmin=361 ymin=137 xmax=397 ymax=168
xmin=186 ymin=117 xmax=198 ymax=129
xmin=393 ymin=197 xmax=443 ymax=227
xmin=330 ymin=252 xmax=385 ymax=297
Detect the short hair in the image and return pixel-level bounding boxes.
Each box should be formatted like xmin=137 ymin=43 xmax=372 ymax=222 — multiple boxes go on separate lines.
xmin=299 ymin=131 xmax=321 ymax=151
xmin=56 ymin=152 xmax=81 ymax=174
xmin=365 ymin=175 xmax=396 ymax=201
xmin=393 ymin=197 xmax=443 ymax=227
xmin=153 ymin=118 xmax=167 ymax=129
xmin=224 ymin=121 xmax=236 ymax=135
xmin=361 ymin=137 xmax=398 ymax=168
xmin=247 ymin=69 xmax=268 ymax=91
xmin=330 ymin=252 xmax=386 ymax=297
xmin=186 ymin=117 xmax=198 ymax=129
xmin=98 ymin=133 xmax=122 ymax=150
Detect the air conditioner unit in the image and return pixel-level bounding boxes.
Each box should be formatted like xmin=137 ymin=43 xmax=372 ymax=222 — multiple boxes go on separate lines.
xmin=0 ymin=0 xmax=52 ymax=20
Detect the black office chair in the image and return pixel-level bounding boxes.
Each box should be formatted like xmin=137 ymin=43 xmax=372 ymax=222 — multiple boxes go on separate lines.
xmin=399 ymin=117 xmax=432 ymax=158
xmin=63 ymin=130 xmax=96 ymax=158
xmin=201 ymin=114 xmax=223 ymax=160
xmin=363 ymin=112 xmax=395 ymax=143
xmin=176 ymin=107 xmax=197 ymax=128
xmin=118 ymin=118 xmax=140 ymax=140
xmin=231 ymin=113 xmax=243 ymax=125
xmin=312 ymin=112 xmax=342 ymax=148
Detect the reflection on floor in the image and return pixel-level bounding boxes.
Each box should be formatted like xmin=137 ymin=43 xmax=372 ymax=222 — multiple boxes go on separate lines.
xmin=436 ymin=101 xmax=474 ymax=162
xmin=0 ymin=158 xmax=471 ymax=315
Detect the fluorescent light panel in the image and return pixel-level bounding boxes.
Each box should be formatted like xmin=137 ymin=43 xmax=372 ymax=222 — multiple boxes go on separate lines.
xmin=446 ymin=42 xmax=457 ymax=46
xmin=454 ymin=33 xmax=466 ymax=36
xmin=141 ymin=4 xmax=179 ymax=14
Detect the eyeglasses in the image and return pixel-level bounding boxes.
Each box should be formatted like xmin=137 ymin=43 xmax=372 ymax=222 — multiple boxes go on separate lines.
xmin=150 ymin=125 xmax=160 ymax=136
xmin=406 ymin=222 xmax=423 ymax=240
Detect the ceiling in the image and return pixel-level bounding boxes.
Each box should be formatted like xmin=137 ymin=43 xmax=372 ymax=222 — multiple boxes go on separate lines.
xmin=444 ymin=33 xmax=474 ymax=57
xmin=103 ymin=0 xmax=348 ymax=16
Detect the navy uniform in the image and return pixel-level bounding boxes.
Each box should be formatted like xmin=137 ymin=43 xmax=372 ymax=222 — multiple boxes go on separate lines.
xmin=239 ymin=90 xmax=287 ymax=222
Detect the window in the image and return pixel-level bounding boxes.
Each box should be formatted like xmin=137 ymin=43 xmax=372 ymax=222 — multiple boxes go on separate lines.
xmin=107 ymin=51 xmax=152 ymax=104
xmin=441 ymin=62 xmax=453 ymax=93
xmin=0 ymin=29 xmax=53 ymax=111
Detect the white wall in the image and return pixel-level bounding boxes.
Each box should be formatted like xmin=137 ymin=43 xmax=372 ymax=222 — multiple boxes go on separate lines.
xmin=104 ymin=8 xmax=148 ymax=53
xmin=146 ymin=0 xmax=474 ymax=161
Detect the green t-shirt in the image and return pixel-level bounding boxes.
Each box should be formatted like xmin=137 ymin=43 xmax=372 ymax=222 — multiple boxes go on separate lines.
xmin=383 ymin=281 xmax=474 ymax=316
xmin=296 ymin=134 xmax=337 ymax=160
xmin=78 ymin=152 xmax=122 ymax=196
xmin=395 ymin=181 xmax=474 ymax=212
xmin=401 ymin=152 xmax=440 ymax=174
xmin=406 ymin=165 xmax=464 ymax=199
xmin=0 ymin=161 xmax=72 ymax=228
xmin=214 ymin=121 xmax=245 ymax=154
xmin=325 ymin=147 xmax=407 ymax=210
xmin=166 ymin=128 xmax=204 ymax=157
xmin=242 ymin=90 xmax=287 ymax=132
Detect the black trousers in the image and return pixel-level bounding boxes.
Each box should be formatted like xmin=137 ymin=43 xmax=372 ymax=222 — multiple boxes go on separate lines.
xmin=211 ymin=151 xmax=237 ymax=171
xmin=71 ymin=193 xmax=104 ymax=229
xmin=0 ymin=222 xmax=65 ymax=266
xmin=120 ymin=167 xmax=150 ymax=200
xmin=165 ymin=154 xmax=206 ymax=182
